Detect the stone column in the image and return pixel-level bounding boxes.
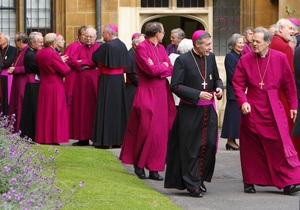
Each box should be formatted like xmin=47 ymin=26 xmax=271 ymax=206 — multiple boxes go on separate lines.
xmin=240 ymin=0 xmax=255 ymax=32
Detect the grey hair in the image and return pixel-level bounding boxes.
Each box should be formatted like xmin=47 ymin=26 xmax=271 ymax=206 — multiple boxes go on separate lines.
xmin=132 ymin=33 xmax=145 ymax=45
xmin=85 ymin=27 xmax=97 ymax=37
xmin=242 ymin=27 xmax=253 ymax=36
xmin=28 ymin=31 xmax=43 ymax=46
xmin=193 ymin=32 xmax=211 ymax=46
xmin=171 ymin=28 xmax=185 ymax=40
xmin=253 ymin=26 xmax=272 ymax=42
xmin=44 ymin=33 xmax=56 ymax=47
xmin=275 ymin=18 xmax=287 ymax=33
xmin=177 ymin=38 xmax=193 ymax=54
xmin=0 ymin=33 xmax=10 ymax=42
xmin=227 ymin=33 xmax=244 ymax=50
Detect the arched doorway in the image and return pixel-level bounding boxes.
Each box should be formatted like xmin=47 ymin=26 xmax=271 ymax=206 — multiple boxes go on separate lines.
xmin=141 ymin=16 xmax=205 ymax=47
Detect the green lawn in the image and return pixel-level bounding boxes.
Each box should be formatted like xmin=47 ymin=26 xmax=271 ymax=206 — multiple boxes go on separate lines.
xmin=39 ymin=145 xmax=181 ymax=210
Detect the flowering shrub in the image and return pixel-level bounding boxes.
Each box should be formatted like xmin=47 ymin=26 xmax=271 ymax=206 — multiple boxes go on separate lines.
xmin=0 ymin=114 xmax=84 ymax=209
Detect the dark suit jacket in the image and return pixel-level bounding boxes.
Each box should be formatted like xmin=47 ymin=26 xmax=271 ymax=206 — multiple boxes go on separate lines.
xmin=0 ymin=45 xmax=17 ymax=71
xmin=224 ymin=50 xmax=241 ymax=100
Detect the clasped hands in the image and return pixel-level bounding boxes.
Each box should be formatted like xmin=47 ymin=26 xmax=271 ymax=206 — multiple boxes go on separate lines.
xmin=199 ymin=88 xmax=222 ymax=100
xmin=61 ymin=54 xmax=69 ymax=63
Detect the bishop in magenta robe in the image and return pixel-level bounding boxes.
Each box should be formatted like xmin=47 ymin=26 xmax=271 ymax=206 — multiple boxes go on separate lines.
xmin=35 ymin=33 xmax=70 ymax=144
xmin=233 ymin=27 xmax=300 ymax=194
xmin=8 ymin=42 xmax=28 ymax=132
xmin=270 ymin=18 xmax=300 ymax=160
xmin=120 ymin=22 xmax=176 ymax=180
xmin=69 ymin=27 xmax=100 ymax=145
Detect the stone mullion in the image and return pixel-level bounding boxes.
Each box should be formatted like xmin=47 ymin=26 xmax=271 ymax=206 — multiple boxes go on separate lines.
xmin=240 ymin=0 xmax=255 ymax=32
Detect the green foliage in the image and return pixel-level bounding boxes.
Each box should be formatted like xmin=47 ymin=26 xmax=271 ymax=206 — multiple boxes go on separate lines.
xmin=285 ymin=5 xmax=300 ymax=17
xmin=0 ymin=115 xmax=83 ymax=210
xmin=0 ymin=113 xmax=179 ymax=209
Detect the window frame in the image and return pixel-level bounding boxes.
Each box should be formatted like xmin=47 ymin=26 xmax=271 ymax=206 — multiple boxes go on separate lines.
xmin=24 ymin=0 xmax=53 ymax=35
xmin=0 ymin=0 xmax=17 ymax=44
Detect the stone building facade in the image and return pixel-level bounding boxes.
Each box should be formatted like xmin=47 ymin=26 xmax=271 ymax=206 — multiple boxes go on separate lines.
xmin=3 ymin=0 xmax=300 ymax=126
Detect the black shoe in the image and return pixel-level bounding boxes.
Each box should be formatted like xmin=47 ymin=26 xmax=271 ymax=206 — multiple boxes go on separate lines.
xmin=112 ymin=145 xmax=122 ymax=148
xmin=188 ymin=189 xmax=203 ymax=197
xmin=226 ymin=143 xmax=239 ymax=150
xmin=49 ymin=143 xmax=60 ymax=145
xmin=134 ymin=165 xmax=146 ymax=179
xmin=283 ymin=184 xmax=300 ymax=195
xmin=244 ymin=184 xmax=256 ymax=193
xmin=72 ymin=140 xmax=89 ymax=146
xmin=149 ymin=171 xmax=164 ymax=181
xmin=200 ymin=183 xmax=207 ymax=193
xmin=94 ymin=145 xmax=110 ymax=149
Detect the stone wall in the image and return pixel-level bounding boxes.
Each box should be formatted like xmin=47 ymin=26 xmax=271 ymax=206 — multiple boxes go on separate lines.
xmin=65 ymin=0 xmax=96 ymax=45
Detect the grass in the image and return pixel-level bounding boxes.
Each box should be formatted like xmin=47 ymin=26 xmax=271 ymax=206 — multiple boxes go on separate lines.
xmin=38 ymin=145 xmax=181 ymax=210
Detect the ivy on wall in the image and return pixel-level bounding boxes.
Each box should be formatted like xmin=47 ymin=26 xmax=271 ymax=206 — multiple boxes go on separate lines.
xmin=286 ymin=5 xmax=300 ymax=17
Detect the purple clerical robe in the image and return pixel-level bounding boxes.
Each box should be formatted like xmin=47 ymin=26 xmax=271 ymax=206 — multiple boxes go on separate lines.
xmin=69 ymin=42 xmax=100 ymax=140
xmin=270 ymin=33 xmax=300 ymax=160
xmin=241 ymin=42 xmax=253 ymax=55
xmin=120 ymin=39 xmax=176 ymax=171
xmin=35 ymin=47 xmax=70 ymax=144
xmin=8 ymin=45 xmax=29 ymax=132
xmin=233 ymin=49 xmax=300 ymax=189
xmin=64 ymin=40 xmax=83 ymax=106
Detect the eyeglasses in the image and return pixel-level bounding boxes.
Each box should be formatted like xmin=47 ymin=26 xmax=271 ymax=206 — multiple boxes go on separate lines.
xmin=160 ymin=31 xmax=165 ymax=35
xmin=85 ymin=35 xmax=94 ymax=39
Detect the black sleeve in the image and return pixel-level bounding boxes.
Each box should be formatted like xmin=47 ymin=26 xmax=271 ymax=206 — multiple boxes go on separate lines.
xmin=171 ymin=56 xmax=201 ymax=105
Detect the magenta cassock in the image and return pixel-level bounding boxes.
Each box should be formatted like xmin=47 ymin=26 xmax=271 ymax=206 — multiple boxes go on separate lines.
xmin=35 ymin=47 xmax=70 ymax=144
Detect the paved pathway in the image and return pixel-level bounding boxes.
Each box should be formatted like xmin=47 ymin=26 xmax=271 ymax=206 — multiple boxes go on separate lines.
xmin=109 ymin=137 xmax=300 ymax=210
xmin=66 ymin=136 xmax=300 ymax=210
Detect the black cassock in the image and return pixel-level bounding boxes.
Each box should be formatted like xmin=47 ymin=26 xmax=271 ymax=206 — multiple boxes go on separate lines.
xmin=164 ymin=50 xmax=223 ymax=191
xmin=92 ymin=38 xmax=131 ymax=147
xmin=19 ymin=47 xmax=40 ymax=140
xmin=0 ymin=45 xmax=17 ymax=115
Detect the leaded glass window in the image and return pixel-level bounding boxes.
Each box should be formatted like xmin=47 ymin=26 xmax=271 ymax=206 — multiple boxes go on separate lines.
xmin=25 ymin=0 xmax=53 ymax=35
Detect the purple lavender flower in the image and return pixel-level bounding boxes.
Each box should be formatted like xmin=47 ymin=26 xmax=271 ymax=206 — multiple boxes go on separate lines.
xmin=0 ymin=115 xmax=82 ymax=209
xmin=9 ymin=177 xmax=17 ymax=184
xmin=3 ymin=166 xmax=11 ymax=173
xmin=19 ymin=199 xmax=26 ymax=205
xmin=27 ymin=198 xmax=34 ymax=203
xmin=14 ymin=193 xmax=22 ymax=201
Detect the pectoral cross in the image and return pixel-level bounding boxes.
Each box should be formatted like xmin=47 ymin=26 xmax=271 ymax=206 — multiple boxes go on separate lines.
xmin=259 ymin=81 xmax=264 ymax=89
xmin=202 ymin=81 xmax=207 ymax=89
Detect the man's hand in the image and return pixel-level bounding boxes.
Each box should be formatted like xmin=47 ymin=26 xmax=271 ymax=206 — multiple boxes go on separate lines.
xmin=241 ymin=102 xmax=251 ymax=115
xmin=61 ymin=55 xmax=69 ymax=62
xmin=199 ymin=91 xmax=213 ymax=101
xmin=7 ymin=66 xmax=14 ymax=74
xmin=291 ymin=110 xmax=297 ymax=123
xmin=148 ymin=58 xmax=153 ymax=65
xmin=163 ymin=62 xmax=169 ymax=67
xmin=215 ymin=88 xmax=222 ymax=99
